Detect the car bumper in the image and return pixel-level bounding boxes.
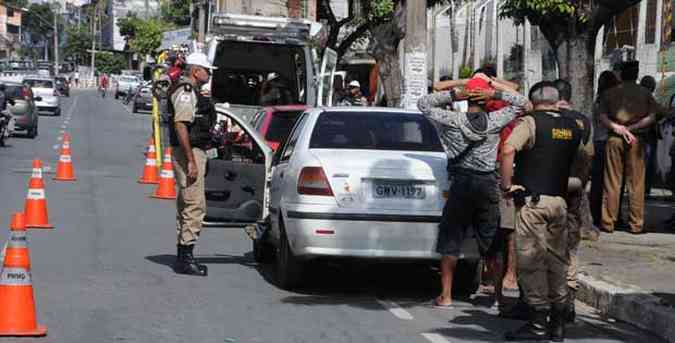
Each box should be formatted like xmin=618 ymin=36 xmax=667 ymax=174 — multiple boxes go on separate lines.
xmin=280 ymin=205 xmax=479 ymax=261
xmin=134 ymin=101 xmax=153 ymax=110
xmin=35 ymin=99 xmax=59 ymax=111
xmin=13 ymin=116 xmax=34 ymax=129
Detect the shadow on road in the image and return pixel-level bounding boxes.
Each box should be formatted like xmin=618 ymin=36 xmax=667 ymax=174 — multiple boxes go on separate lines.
xmin=145 ymin=253 xmax=259 ymax=271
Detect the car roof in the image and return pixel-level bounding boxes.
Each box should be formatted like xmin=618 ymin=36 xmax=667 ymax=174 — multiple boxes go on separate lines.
xmin=264 ymin=105 xmax=308 ymax=113
xmin=312 ymin=106 xmax=423 ymax=115
xmin=23 ymin=77 xmax=53 ymax=81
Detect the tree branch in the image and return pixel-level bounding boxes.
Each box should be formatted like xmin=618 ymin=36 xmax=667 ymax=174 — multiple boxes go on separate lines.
xmin=336 ymin=18 xmax=384 ymax=58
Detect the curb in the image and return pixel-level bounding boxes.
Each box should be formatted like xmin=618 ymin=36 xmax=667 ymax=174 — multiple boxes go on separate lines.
xmin=577 ymin=273 xmax=675 ymax=343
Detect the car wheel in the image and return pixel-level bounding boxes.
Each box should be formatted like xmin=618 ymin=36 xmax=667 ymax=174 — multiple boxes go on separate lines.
xmin=132 ymin=104 xmax=138 ymax=113
xmin=114 ymin=93 xmax=119 ymax=99
xmin=276 ymin=218 xmax=303 ymax=289
xmin=54 ymin=108 xmax=61 ymax=116
xmin=253 ymin=238 xmax=275 ymax=264
xmin=28 ymin=127 xmax=37 ymax=139
xmin=453 ymin=258 xmax=483 ymax=296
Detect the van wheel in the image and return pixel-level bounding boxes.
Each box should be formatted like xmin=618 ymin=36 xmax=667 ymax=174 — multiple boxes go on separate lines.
xmin=276 ymin=220 xmax=303 ymax=290
xmin=453 ymin=258 xmax=483 ymax=296
xmin=253 ymin=239 xmax=275 ymax=264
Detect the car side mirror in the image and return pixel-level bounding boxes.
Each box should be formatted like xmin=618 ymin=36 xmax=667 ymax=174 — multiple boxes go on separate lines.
xmin=34 ymin=97 xmax=42 ymax=101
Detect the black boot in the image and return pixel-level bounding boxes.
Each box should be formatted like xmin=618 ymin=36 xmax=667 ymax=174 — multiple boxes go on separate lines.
xmin=565 ymin=288 xmax=576 ymax=323
xmin=504 ymin=309 xmax=549 ymax=341
xmin=550 ymin=303 xmax=566 ymax=342
xmin=500 ymin=298 xmax=531 ymax=321
xmin=174 ymin=245 xmax=208 ymax=276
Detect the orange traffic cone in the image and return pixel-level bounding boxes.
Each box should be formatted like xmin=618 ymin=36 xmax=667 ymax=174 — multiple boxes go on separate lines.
xmin=152 ymin=147 xmax=177 ymax=200
xmin=138 ymin=139 xmax=159 ymax=184
xmin=54 ymin=135 xmax=76 ymax=182
xmin=143 ymin=136 xmax=153 ymax=158
xmin=0 ymin=212 xmax=47 ymax=337
xmin=24 ymin=160 xmax=53 ymax=229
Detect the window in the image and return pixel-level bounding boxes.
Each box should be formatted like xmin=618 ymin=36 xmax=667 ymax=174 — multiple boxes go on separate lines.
xmin=278 ymin=114 xmax=308 ymax=163
xmin=309 ymin=112 xmax=444 ymax=152
xmin=265 ymin=111 xmax=303 ymax=143
xmin=604 ymin=4 xmax=639 ymax=53
xmin=646 ymin=0 xmax=657 ymax=44
xmin=23 ymin=80 xmax=53 ymax=89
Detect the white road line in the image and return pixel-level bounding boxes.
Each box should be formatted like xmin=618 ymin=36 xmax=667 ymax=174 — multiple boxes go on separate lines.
xmin=61 ymin=124 xmax=67 ymax=129
xmin=376 ymin=299 xmax=414 ymax=320
xmin=52 ymin=144 xmax=60 ymax=150
xmin=421 ymin=333 xmax=451 ymax=343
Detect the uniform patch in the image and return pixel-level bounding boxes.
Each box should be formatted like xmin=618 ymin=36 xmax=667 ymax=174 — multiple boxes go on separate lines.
xmin=180 ymin=94 xmax=192 ymax=102
xmin=552 ymin=128 xmax=573 ymax=140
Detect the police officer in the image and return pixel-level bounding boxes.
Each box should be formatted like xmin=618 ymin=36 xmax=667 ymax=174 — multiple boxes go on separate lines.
xmin=169 ymin=52 xmax=218 ymax=276
xmin=500 ymin=82 xmax=582 ymax=342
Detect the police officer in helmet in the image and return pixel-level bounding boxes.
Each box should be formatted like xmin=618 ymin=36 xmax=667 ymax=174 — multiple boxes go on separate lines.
xmin=169 ymin=52 xmax=218 ymax=276
xmin=501 ymin=82 xmax=584 ymax=342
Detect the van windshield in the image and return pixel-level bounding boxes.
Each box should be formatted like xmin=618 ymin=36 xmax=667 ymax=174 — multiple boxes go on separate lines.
xmin=211 ymin=41 xmax=306 ymax=107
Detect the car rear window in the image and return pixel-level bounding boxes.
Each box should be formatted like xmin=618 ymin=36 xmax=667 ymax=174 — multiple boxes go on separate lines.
xmin=265 ymin=111 xmax=302 ymax=143
xmin=24 ymin=80 xmax=53 ymax=88
xmin=2 ymin=85 xmax=22 ymax=99
xmin=309 ymin=112 xmax=444 ymax=152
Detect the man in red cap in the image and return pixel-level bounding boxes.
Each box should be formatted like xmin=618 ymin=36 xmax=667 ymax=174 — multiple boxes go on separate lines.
xmin=417 ymin=73 xmax=529 ymax=309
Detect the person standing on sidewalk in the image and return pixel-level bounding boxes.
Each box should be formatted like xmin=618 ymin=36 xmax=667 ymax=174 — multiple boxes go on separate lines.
xmin=590 ymin=71 xmax=620 ymax=227
xmin=169 ymin=52 xmax=218 ymax=276
xmin=501 ymin=82 xmax=583 ymax=342
xmin=553 ymin=79 xmax=594 ymax=323
xmin=417 ymin=74 xmax=528 ymax=308
xmin=599 ymin=61 xmax=657 ymax=234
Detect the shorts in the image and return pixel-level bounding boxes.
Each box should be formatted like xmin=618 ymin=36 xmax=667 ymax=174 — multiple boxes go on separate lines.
xmin=436 ymin=169 xmax=500 ymax=257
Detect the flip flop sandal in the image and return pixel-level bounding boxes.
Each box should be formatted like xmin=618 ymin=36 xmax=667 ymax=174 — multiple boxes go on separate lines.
xmin=430 ymin=299 xmax=455 ymax=310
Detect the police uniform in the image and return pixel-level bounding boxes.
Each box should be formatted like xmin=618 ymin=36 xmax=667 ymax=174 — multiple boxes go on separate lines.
xmin=169 ymin=76 xmax=217 ymax=276
xmin=504 ymin=111 xmax=582 ymax=342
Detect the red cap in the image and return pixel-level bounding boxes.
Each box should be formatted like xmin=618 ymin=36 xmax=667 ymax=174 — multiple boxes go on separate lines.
xmin=465 ymin=78 xmax=493 ymax=92
xmin=486 ymin=100 xmax=508 ymax=112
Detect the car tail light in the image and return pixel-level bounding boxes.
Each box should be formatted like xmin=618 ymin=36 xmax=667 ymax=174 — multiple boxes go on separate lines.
xmin=53 ymin=89 xmax=59 ymax=96
xmin=21 ymin=87 xmax=29 ymax=100
xmin=298 ymin=167 xmax=334 ymax=196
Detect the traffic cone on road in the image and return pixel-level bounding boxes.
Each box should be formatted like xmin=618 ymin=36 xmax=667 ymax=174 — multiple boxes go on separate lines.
xmin=152 ymin=147 xmax=177 ymax=200
xmin=0 ymin=212 xmax=48 ymax=337
xmin=24 ymin=160 xmax=53 ymax=229
xmin=54 ymin=134 xmax=76 ymax=182
xmin=138 ymin=138 xmax=159 ymax=184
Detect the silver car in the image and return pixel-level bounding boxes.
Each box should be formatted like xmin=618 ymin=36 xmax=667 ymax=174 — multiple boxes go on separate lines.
xmin=22 ymin=77 xmax=61 ymax=116
xmin=209 ymin=106 xmax=480 ymax=291
xmin=2 ymin=81 xmax=40 ymax=138
xmin=114 ymin=75 xmax=141 ymax=99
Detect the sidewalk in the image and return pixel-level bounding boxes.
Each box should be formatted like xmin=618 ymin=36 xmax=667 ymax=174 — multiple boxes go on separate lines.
xmin=577 ymin=196 xmax=675 ymax=342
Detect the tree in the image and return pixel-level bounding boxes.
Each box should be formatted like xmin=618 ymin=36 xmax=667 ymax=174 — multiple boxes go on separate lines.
xmin=95 ymin=53 xmax=127 ymax=75
xmin=128 ymin=19 xmax=170 ymax=58
xmin=160 ymin=0 xmax=191 ymax=26
xmin=500 ymin=0 xmax=643 ymax=112
xmin=4 ymin=0 xmax=28 ymax=8
xmin=23 ymin=3 xmax=56 ymax=44
xmin=63 ymin=25 xmax=92 ymax=66
xmin=117 ymin=13 xmax=142 ymax=50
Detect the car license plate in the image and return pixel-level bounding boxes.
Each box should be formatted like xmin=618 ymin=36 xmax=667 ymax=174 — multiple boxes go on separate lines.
xmin=373 ymin=182 xmax=426 ymax=199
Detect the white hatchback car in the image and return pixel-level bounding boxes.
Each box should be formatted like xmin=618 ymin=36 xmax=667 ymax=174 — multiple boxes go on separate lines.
xmin=211 ymin=106 xmax=480 ymax=290
xmin=23 ymin=77 xmax=61 ymax=116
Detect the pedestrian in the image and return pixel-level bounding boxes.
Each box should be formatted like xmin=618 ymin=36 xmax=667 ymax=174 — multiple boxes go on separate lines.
xmin=599 ymin=61 xmax=658 ymax=234
xmin=74 ymin=71 xmax=80 ymax=88
xmin=640 ymin=75 xmax=660 ymax=197
xmin=590 ymin=71 xmax=620 ymax=227
xmin=338 ymin=80 xmax=367 ymax=106
xmin=553 ymin=78 xmax=595 ymax=323
xmin=501 ymin=81 xmax=584 ymax=342
xmin=168 ymin=52 xmax=217 ymax=276
xmin=417 ymin=73 xmax=528 ymax=308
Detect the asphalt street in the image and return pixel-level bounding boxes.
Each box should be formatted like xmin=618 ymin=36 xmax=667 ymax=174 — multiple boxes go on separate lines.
xmin=0 ymin=90 xmax=664 ymax=343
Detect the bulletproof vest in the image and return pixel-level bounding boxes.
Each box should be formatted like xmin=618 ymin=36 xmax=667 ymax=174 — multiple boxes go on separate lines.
xmin=514 ymin=111 xmax=582 ymax=198
xmin=168 ymin=82 xmax=217 ymax=149
xmin=559 ymin=109 xmax=591 ymax=145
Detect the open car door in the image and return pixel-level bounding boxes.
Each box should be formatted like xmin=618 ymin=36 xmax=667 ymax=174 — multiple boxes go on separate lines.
xmin=204 ymin=105 xmax=273 ymax=226
xmin=316 ymin=48 xmax=338 ymax=107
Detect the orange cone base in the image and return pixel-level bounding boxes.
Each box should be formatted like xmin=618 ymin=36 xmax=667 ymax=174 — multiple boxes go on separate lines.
xmin=25 ymin=223 xmax=53 ymax=229
xmin=54 ymin=176 xmax=76 ymax=182
xmin=151 ymin=193 xmax=176 ymax=200
xmin=0 ymin=324 xmax=47 ymax=337
xmin=138 ymin=178 xmax=159 ymax=185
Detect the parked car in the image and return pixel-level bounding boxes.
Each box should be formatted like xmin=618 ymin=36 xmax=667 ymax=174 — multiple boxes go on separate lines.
xmin=54 ymin=76 xmax=70 ymax=97
xmin=114 ymin=75 xmax=141 ymax=99
xmin=250 ymin=105 xmax=306 ymax=151
xmin=22 ymin=77 xmax=61 ymax=116
xmin=2 ymin=81 xmax=40 ymax=138
xmin=207 ymin=106 xmax=481 ymax=291
xmin=132 ymin=86 xmax=153 ymax=113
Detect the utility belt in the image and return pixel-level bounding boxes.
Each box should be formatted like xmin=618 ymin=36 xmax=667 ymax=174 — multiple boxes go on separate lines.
xmin=447 ymin=165 xmax=497 ymax=178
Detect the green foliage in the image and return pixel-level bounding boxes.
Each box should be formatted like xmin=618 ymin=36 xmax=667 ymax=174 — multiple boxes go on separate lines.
xmin=499 ymin=0 xmax=578 ymax=24
xmin=459 ymin=65 xmax=473 ymax=79
xmin=4 ymin=0 xmax=28 ymax=8
xmin=117 ymin=13 xmax=142 ymax=41
xmin=128 ymin=19 xmax=171 ymax=57
xmin=63 ymin=26 xmax=92 ymax=65
xmin=95 ymin=53 xmax=127 ymax=75
xmin=371 ymin=0 xmax=395 ymax=18
xmin=159 ymin=0 xmax=191 ymax=26
xmin=24 ymin=3 xmax=56 ymax=41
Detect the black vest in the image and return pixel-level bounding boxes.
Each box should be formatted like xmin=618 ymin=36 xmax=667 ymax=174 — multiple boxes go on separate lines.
xmin=168 ymin=83 xmax=217 ymax=149
xmin=514 ymin=111 xmax=582 ymax=198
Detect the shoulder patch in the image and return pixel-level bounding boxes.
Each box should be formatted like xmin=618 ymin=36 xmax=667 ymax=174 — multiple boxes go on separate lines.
xmin=179 ymin=94 xmax=192 ymax=102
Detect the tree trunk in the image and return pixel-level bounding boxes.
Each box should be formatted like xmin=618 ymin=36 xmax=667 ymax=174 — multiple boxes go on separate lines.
xmin=368 ymin=3 xmax=405 ymax=107
xmin=557 ymin=36 xmax=595 ymax=114
xmin=380 ymin=51 xmax=402 ymax=107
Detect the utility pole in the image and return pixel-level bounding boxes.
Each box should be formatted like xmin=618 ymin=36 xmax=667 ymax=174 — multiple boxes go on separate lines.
xmin=402 ymin=0 xmax=427 ymax=110
xmin=54 ymin=3 xmax=59 ymax=76
xmin=90 ymin=2 xmax=97 ymax=80
xmin=197 ymin=0 xmax=206 ymax=43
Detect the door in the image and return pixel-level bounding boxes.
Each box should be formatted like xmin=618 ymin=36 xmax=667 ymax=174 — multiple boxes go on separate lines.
xmin=316 ymin=48 xmax=338 ymax=107
xmin=204 ymin=107 xmax=273 ymax=224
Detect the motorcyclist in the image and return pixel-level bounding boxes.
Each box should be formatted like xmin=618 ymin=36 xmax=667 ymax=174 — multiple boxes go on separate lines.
xmin=99 ymin=73 xmax=109 ymax=97
xmin=0 ymin=84 xmax=16 ymax=145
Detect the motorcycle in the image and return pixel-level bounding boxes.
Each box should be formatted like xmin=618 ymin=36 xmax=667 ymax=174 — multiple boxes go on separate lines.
xmin=0 ymin=110 xmax=15 ymax=147
xmin=99 ymin=86 xmax=107 ymax=98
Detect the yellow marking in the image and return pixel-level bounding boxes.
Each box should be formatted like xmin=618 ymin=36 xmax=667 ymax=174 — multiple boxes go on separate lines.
xmin=552 ymin=128 xmax=573 ymax=140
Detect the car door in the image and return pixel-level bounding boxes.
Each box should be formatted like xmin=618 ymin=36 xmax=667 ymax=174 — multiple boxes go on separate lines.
xmin=204 ymin=107 xmax=273 ymax=225
xmin=316 ymin=48 xmax=338 ymax=107
xmin=268 ymin=112 xmax=310 ymax=241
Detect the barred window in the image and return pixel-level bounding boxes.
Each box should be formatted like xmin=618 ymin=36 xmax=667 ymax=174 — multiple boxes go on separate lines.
xmin=604 ymin=4 xmax=640 ymax=53
xmin=646 ymin=0 xmax=657 ymax=44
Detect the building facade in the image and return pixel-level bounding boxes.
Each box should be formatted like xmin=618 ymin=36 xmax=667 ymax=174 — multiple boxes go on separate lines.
xmin=0 ymin=5 xmax=23 ymax=59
